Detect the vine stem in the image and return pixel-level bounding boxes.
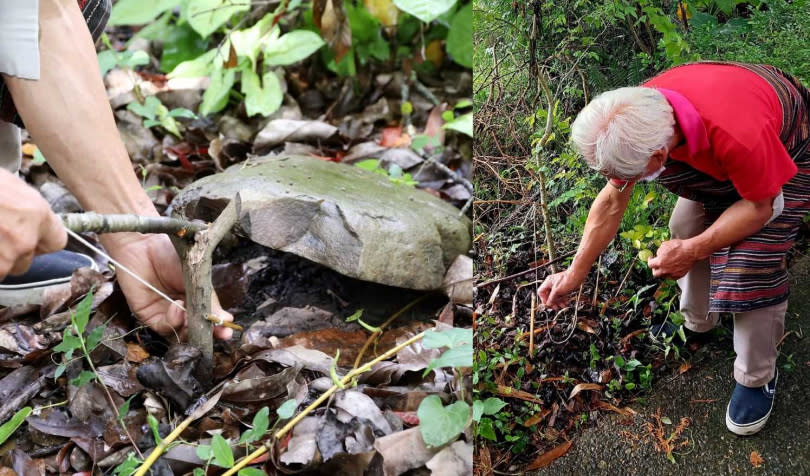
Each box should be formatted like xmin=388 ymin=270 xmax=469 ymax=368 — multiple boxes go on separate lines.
xmin=352 ymin=294 xmax=431 ymax=370
xmin=222 ymin=331 xmax=427 ymax=476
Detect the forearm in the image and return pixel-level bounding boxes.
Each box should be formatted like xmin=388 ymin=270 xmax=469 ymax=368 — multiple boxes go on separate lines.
xmin=569 ymin=183 xmax=632 ymax=279
xmin=686 ymin=197 xmax=773 ymax=260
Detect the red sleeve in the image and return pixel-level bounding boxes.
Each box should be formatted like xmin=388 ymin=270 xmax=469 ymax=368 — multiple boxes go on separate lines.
xmin=714 ymin=127 xmax=796 ymax=201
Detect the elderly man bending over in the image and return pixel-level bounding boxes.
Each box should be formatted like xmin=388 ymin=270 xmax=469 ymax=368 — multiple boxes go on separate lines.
xmin=538 ymin=61 xmax=810 ymax=436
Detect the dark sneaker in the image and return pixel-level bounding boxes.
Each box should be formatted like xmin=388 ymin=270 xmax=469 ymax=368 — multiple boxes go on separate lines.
xmin=0 ymin=250 xmax=98 ymax=306
xmin=725 ymin=370 xmax=777 ymax=436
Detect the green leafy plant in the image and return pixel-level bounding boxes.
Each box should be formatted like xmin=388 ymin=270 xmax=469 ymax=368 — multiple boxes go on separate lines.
xmin=355 ymin=159 xmax=419 ymax=186
xmin=0 ymin=407 xmax=33 ymax=447
xmin=127 ymin=95 xmax=197 ymax=138
xmin=97 ymin=34 xmax=150 ymax=76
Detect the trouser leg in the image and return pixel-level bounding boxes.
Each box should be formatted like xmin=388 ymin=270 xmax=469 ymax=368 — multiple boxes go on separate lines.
xmin=733 ymin=300 xmax=787 ymax=387
xmin=669 ymin=197 xmax=719 ymax=332
xmin=0 ymin=122 xmax=20 ymax=173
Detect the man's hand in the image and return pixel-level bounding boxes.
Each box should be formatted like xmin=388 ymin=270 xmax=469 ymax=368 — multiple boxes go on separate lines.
xmin=538 ymin=270 xmax=583 ymax=310
xmin=648 ymin=239 xmax=699 ymax=280
xmin=0 ymin=169 xmax=66 ymax=277
xmin=107 ymin=234 xmax=234 ymax=340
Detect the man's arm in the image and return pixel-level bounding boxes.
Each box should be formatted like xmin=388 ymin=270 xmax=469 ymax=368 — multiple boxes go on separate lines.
xmin=539 ymin=181 xmax=633 ymax=309
xmin=3 ymin=0 xmax=232 ymax=338
xmin=648 ymin=196 xmax=773 ymax=279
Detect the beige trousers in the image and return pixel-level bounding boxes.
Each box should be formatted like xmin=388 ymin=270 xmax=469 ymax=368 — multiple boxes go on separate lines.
xmin=669 ymin=197 xmax=785 ymax=387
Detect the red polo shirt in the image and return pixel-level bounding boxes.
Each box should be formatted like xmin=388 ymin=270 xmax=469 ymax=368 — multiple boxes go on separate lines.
xmin=612 ymin=63 xmax=796 ymax=201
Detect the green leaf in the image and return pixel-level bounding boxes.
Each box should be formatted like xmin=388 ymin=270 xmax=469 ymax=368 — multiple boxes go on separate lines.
xmin=238 ymin=468 xmax=267 ymax=476
xmin=239 ymin=407 xmax=269 ymax=444
xmin=85 ymin=325 xmax=106 ymax=353
xmin=355 ymin=159 xmax=380 ymax=172
xmin=393 ymin=0 xmax=457 ymax=23
xmin=127 ymin=96 xmax=162 ymax=121
xmin=661 ymin=416 xmax=672 ymax=425
xmin=481 ymin=397 xmax=507 ymax=416
xmin=70 ymin=370 xmax=96 ymax=387
xmin=477 ymin=417 xmax=496 ymax=441
xmin=169 ymin=49 xmax=218 ymax=78
xmin=185 ymin=0 xmax=251 ymax=38
xmin=454 ymin=99 xmax=472 ymax=109
xmin=147 ymin=414 xmax=162 ymax=444
xmin=241 ymin=68 xmax=283 ymax=117
xmin=638 ymin=249 xmax=654 ymax=263
xmin=54 ymin=364 xmax=67 ymax=380
xmin=193 ymin=469 xmax=206 ymax=476
xmin=472 ymin=400 xmax=484 ymax=423
xmin=423 ymin=328 xmax=472 ymax=349
xmin=196 ymin=444 xmax=211 ymax=461
xmin=199 ymin=67 xmax=236 ymax=116
xmin=169 ymin=108 xmax=198 ymax=119
xmin=231 ymin=19 xmax=279 ymax=68
xmin=424 ymin=344 xmax=473 ymax=375
xmin=32 ymin=147 xmax=47 ymax=165
xmin=98 ymin=50 xmax=118 ymax=77
xmin=211 ymin=433 xmax=235 ymax=468
xmin=120 ymin=50 xmax=151 ymax=70
xmin=71 ymin=291 xmax=94 ymax=336
xmin=445 ymin=3 xmax=471 ymax=68
xmin=442 ymin=112 xmax=473 ymax=137
xmin=417 ymin=396 xmax=469 ymax=447
xmin=110 ymin=0 xmax=182 ymax=26
xmin=0 ymin=407 xmax=32 ymax=446
xmin=113 ymin=452 xmax=142 ymax=476
xmin=160 ymin=22 xmax=209 ymax=73
xmin=53 ymin=333 xmax=82 ymax=353
xmin=118 ymin=395 xmax=135 ymax=420
xmin=277 ymin=399 xmax=298 ymax=420
xmin=264 ymin=31 xmax=325 ymax=66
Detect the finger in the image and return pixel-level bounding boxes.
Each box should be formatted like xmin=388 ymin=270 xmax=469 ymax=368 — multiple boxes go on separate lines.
xmin=37 ymin=212 xmax=68 ymax=254
xmin=648 ymin=257 xmax=659 ymax=267
xmin=8 ymin=251 xmax=34 ymax=276
xmin=164 ymin=299 xmax=188 ymax=335
xmin=210 ymin=296 xmax=234 ymax=341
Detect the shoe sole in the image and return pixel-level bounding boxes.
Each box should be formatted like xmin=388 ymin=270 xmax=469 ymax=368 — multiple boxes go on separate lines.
xmin=725 ymin=372 xmax=777 ymax=436
xmin=0 ymin=255 xmax=98 ymax=307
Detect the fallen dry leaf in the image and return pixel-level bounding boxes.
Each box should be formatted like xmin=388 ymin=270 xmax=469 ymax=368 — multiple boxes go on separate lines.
xmin=495 ymin=384 xmax=545 ymax=405
xmin=379 ymin=126 xmax=411 ymax=148
xmin=679 ymin=362 xmax=693 ymax=374
xmin=525 ymin=440 xmax=573 ymax=470
xmin=568 ymin=383 xmax=603 ymax=400
xmin=522 ymin=408 xmax=551 ymax=427
xmin=126 ymin=343 xmax=150 ymax=363
xmin=750 ymin=451 xmax=764 ymax=468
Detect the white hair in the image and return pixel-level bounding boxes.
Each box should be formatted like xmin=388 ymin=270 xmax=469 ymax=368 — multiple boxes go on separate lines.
xmin=570 ymin=87 xmax=675 ymax=179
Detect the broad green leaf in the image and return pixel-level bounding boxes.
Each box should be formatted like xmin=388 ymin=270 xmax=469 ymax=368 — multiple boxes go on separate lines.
xmin=160 ymin=22 xmax=209 ymax=73
xmin=264 ymin=31 xmax=325 ymax=66
xmin=277 ymin=399 xmax=298 ymax=419
xmin=442 ymin=112 xmax=473 ymax=137
xmin=85 ymin=325 xmax=106 ymax=353
xmin=238 ymin=468 xmax=267 ymax=476
xmin=211 ymin=434 xmax=235 ymax=468
xmin=445 ymin=3 xmax=471 ymax=68
xmin=422 ymin=328 xmax=472 ymax=349
xmin=239 ymin=407 xmax=269 ymax=444
xmin=355 ymin=159 xmax=380 ymax=171
xmin=54 ymin=364 xmax=67 ymax=380
xmin=168 ymin=108 xmax=198 ymax=119
xmin=113 ymin=452 xmax=141 ymax=476
xmin=110 ymin=0 xmax=182 ymax=26
xmin=120 ymin=50 xmax=151 ymax=70
xmin=127 ymin=96 xmax=162 ymax=121
xmin=231 ymin=17 xmax=279 ymax=68
xmin=196 ymin=444 xmax=212 ymax=461
xmin=477 ymin=417 xmax=496 ymax=441
xmin=98 ymin=50 xmax=118 ymax=77
xmin=53 ymin=333 xmax=82 ymax=353
xmin=393 ymin=0 xmax=456 ymax=23
xmin=472 ymin=400 xmax=484 ymax=423
xmin=481 ymin=397 xmax=507 ymax=416
xmin=119 ymin=395 xmax=135 ymax=419
xmin=0 ymin=407 xmax=32 ymax=446
xmin=241 ymin=68 xmax=283 ymax=117
xmin=169 ymin=49 xmax=218 ymax=78
xmin=424 ymin=344 xmax=473 ymax=375
xmin=199 ymin=67 xmax=236 ymax=116
xmin=638 ymin=249 xmax=654 ymax=263
xmin=193 ymin=469 xmax=206 ymax=476
xmin=417 ymin=396 xmax=469 ymax=447
xmin=70 ymin=370 xmax=96 ymax=387
xmin=72 ymin=291 xmax=94 ymax=336
xmin=185 ymin=0 xmax=250 ymax=38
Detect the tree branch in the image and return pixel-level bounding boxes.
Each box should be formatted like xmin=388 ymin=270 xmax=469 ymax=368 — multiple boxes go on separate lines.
xmin=61 ymin=213 xmax=206 ymax=237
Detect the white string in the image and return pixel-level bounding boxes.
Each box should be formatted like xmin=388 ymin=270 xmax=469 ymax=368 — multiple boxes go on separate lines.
xmin=64 ymin=227 xmax=186 ymax=313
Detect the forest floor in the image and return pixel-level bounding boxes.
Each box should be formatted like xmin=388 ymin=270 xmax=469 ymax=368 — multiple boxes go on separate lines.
xmin=539 ymin=257 xmax=810 ymax=475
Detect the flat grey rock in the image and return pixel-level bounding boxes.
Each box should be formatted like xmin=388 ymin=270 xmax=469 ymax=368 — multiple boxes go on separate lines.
xmin=172 ymin=155 xmax=471 ymax=290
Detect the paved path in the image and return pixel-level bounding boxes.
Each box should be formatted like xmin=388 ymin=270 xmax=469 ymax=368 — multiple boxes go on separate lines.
xmin=541 ymin=258 xmax=810 ymax=475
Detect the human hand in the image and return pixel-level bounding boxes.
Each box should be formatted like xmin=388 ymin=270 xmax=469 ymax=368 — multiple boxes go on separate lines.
xmin=0 ymin=169 xmax=67 ymax=277
xmin=537 ymin=270 xmax=583 ymax=310
xmin=106 ymin=233 xmax=234 ymax=340
xmin=647 ymin=239 xmax=698 ymax=280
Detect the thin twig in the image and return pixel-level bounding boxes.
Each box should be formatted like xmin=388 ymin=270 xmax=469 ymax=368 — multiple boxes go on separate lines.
xmin=615 ymin=261 xmax=636 ymax=299
xmin=476 ymin=250 xmax=576 ymax=288
xmin=352 ymin=294 xmax=431 ymax=369
xmin=223 ymin=332 xmax=427 ymax=476
xmin=529 ymin=293 xmax=536 ymax=356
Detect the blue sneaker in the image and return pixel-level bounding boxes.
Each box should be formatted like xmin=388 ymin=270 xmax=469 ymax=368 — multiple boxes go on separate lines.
xmin=725 ymin=370 xmax=777 ymax=436
xmin=0 ymin=250 xmax=97 ymax=306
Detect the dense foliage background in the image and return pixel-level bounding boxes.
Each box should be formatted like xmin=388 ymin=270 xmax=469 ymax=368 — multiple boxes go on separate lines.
xmin=472 ymin=0 xmax=810 ymax=472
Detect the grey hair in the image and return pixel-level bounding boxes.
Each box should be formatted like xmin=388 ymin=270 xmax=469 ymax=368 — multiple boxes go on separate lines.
xmin=570 ymin=87 xmax=675 ymax=179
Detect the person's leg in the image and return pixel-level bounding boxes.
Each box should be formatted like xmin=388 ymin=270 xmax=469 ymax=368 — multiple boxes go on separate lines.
xmin=732 ymin=300 xmax=787 ymax=387
xmin=669 ymin=197 xmax=719 ymax=332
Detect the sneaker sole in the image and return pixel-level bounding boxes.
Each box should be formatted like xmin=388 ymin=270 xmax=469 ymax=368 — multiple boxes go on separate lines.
xmin=725 ymin=373 xmax=778 ymax=436
xmin=0 ymin=255 xmax=98 ymax=307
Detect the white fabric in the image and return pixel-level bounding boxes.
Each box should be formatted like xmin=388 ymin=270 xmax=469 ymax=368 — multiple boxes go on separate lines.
xmin=765 ymin=191 xmax=784 ymax=225
xmin=0 ymin=0 xmax=40 ymax=80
